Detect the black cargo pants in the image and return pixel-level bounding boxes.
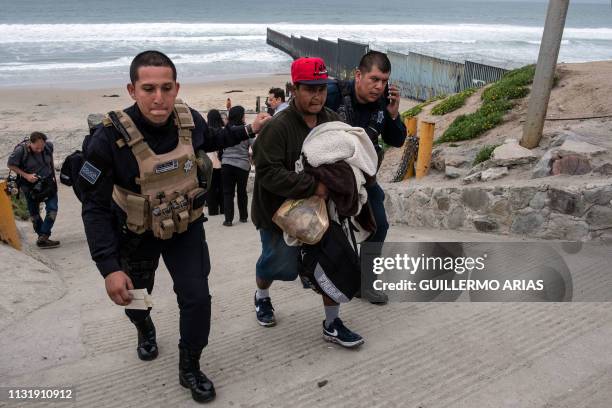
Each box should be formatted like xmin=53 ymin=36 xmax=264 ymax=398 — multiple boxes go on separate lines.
xmin=120 ymin=220 xmax=211 ymax=353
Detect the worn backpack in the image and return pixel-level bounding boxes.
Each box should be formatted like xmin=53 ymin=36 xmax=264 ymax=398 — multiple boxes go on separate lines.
xmin=299 ymin=218 xmax=361 ymax=303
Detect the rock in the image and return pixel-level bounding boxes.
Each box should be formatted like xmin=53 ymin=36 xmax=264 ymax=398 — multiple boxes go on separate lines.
xmin=431 ymin=148 xmax=445 ymax=171
xmin=557 ymin=139 xmax=607 ymax=157
xmin=549 ymin=189 xmax=581 ymax=215
xmin=462 ymin=189 xmax=490 ymax=212
xmin=445 ymin=166 xmax=464 ymax=179
xmin=551 ymin=155 xmax=592 ymax=176
xmin=491 ymin=199 xmax=511 ymax=218
xmin=436 ymin=196 xmax=450 ymax=211
xmin=529 ymin=191 xmax=548 ymax=210
xmin=511 ymin=211 xmax=545 ymax=234
xmin=444 ymin=155 xmax=467 ymax=168
xmin=481 ymin=167 xmax=509 ymax=182
xmin=87 ymin=113 xmax=105 ymax=130
xmin=509 ymin=187 xmax=538 ymax=210
xmin=550 ymin=130 xmax=581 ymax=147
xmin=491 ymin=139 xmax=537 ymax=167
xmin=583 ymin=185 xmax=612 ymax=205
xmin=594 ymin=163 xmax=612 ymax=176
xmin=531 ymin=150 xmax=555 ymax=179
xmin=543 ymin=214 xmax=589 ymax=241
xmin=317 ymin=380 xmax=328 ymax=388
xmin=473 ymin=218 xmax=499 ymax=232
xmin=586 ymin=206 xmax=612 ymax=228
xmin=462 ymin=172 xmax=481 ymax=184
xmin=468 ymin=161 xmax=494 ymax=175
xmin=447 ymin=206 xmax=465 ymax=229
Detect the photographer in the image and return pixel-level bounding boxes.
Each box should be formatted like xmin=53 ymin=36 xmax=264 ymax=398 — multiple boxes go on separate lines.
xmin=7 ymin=131 xmax=60 ymax=249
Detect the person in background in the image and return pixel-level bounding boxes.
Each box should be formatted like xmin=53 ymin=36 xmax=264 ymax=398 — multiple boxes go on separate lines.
xmin=266 ymin=87 xmax=289 ymax=115
xmin=221 ymin=105 xmax=252 ymax=226
xmin=205 ymin=109 xmax=225 ymax=216
xmin=325 ymin=51 xmax=406 ymax=305
xmin=7 ymin=131 xmax=60 ymax=248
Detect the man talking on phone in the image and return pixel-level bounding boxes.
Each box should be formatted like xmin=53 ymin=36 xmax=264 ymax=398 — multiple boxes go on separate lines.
xmin=326 ymin=50 xmax=406 ymax=304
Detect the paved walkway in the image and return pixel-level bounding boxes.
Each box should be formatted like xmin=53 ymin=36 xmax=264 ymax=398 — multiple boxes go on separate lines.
xmin=1 ymin=185 xmax=612 ymax=407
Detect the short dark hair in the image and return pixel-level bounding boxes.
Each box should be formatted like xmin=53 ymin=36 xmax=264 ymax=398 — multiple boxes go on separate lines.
xmin=268 ymin=87 xmax=285 ymax=102
xmin=358 ymin=51 xmax=391 ymax=74
xmin=129 ymin=50 xmax=177 ymax=83
xmin=30 ymin=131 xmax=47 ymax=143
xmin=227 ymin=105 xmax=246 ymax=126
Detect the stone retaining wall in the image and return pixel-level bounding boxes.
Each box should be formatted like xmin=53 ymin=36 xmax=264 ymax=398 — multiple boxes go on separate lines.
xmin=383 ymin=180 xmax=612 ymax=241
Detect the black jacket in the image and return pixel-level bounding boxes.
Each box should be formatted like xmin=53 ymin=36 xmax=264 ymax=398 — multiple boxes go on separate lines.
xmin=326 ymin=80 xmax=406 ymax=151
xmin=81 ymin=103 xmax=251 ymax=277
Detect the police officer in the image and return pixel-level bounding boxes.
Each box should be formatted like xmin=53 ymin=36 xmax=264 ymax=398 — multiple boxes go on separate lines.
xmin=326 ymin=51 xmax=406 ymax=305
xmin=80 ymin=50 xmax=269 ymax=403
xmin=7 ymin=131 xmax=60 ymax=248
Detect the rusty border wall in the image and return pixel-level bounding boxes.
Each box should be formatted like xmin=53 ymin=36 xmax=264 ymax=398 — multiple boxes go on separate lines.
xmin=266 ymin=28 xmax=508 ymax=101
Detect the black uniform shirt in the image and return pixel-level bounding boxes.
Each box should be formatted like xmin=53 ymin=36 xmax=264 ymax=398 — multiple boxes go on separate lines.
xmin=81 ymin=103 xmax=250 ymax=277
xmin=326 ymin=80 xmax=406 ymax=149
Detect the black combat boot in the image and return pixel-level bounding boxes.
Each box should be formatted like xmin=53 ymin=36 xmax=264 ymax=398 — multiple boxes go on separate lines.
xmin=178 ymin=346 xmax=216 ymax=403
xmin=134 ymin=316 xmax=158 ymax=361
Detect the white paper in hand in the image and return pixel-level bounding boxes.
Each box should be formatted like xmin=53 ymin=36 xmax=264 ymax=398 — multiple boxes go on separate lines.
xmin=125 ymin=289 xmax=153 ymax=310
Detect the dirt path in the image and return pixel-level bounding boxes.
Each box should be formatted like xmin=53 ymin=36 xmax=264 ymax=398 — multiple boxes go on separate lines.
xmin=1 ymin=185 xmax=612 ymax=407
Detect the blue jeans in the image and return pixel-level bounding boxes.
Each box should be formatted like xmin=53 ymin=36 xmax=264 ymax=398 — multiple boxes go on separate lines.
xmin=26 ymin=193 xmax=58 ymax=237
xmin=255 ymin=228 xmax=300 ymax=282
xmin=365 ymin=182 xmax=389 ymax=244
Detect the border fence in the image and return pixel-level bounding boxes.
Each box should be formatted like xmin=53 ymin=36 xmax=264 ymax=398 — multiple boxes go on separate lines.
xmin=266 ymin=28 xmax=508 ymax=101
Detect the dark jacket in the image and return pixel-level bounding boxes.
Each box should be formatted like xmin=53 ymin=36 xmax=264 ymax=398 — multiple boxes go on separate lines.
xmin=326 ymin=80 xmax=406 ymax=151
xmin=7 ymin=141 xmax=55 ymax=192
xmin=251 ymin=100 xmax=340 ymax=231
xmin=81 ymin=103 xmax=251 ymax=277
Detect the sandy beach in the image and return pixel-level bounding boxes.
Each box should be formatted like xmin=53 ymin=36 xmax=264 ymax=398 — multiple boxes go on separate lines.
xmin=0 ymin=74 xmax=292 ymax=163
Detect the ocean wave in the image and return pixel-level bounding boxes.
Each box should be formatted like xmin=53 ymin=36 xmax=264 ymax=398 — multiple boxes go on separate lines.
xmin=0 ymin=49 xmax=289 ymax=72
xmin=1 ymin=22 xmax=612 ymax=44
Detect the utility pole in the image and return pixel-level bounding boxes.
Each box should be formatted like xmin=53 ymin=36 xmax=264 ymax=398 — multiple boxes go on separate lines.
xmin=520 ymin=0 xmax=570 ymax=149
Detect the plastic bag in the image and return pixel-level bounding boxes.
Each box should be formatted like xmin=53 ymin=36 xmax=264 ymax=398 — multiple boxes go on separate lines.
xmin=272 ymin=196 xmax=329 ymax=245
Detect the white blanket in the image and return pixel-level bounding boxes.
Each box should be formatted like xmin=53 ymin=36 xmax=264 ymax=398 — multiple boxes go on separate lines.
xmin=302 ymin=121 xmax=378 ymax=177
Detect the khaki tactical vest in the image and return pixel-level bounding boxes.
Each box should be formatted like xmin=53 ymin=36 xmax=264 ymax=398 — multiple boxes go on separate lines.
xmin=108 ymin=100 xmax=205 ymax=240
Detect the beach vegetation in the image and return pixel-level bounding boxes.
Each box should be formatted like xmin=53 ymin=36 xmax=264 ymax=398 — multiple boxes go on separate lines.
xmin=436 ymin=64 xmax=535 ymax=144
xmin=11 ymin=195 xmax=29 ymax=221
xmin=400 ymin=94 xmax=447 ymax=119
xmin=473 ymin=144 xmax=501 ymax=165
xmin=431 ymin=88 xmax=477 ymax=115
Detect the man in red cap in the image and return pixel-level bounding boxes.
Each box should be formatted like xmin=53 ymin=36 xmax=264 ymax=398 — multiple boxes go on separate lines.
xmin=250 ymin=57 xmax=365 ymax=348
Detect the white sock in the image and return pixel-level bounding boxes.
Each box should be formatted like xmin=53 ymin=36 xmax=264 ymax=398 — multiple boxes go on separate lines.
xmin=256 ymin=288 xmax=270 ymax=300
xmin=324 ymin=305 xmax=340 ymax=328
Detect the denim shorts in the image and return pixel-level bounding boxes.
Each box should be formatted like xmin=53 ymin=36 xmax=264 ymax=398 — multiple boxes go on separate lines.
xmin=255 ymin=228 xmax=300 ymax=282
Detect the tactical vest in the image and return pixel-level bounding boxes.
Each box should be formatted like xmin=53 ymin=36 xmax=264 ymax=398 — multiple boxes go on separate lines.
xmin=107 ymin=100 xmax=205 ymax=240
xmin=335 ymin=81 xmax=386 ymax=150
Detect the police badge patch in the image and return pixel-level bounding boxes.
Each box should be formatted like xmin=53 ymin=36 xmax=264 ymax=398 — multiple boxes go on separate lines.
xmin=155 ymin=159 xmax=179 ymax=174
xmin=79 ymin=161 xmax=102 ymax=185
xmin=183 ymin=159 xmax=193 ymax=174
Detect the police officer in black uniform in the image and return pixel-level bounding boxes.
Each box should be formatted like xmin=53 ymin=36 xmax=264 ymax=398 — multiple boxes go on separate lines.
xmin=80 ymin=50 xmax=270 ymax=403
xmin=326 ymin=51 xmax=406 ymax=305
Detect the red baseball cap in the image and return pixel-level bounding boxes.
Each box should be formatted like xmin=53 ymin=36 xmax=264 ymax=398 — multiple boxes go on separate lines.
xmin=291 ymin=57 xmax=333 ymax=85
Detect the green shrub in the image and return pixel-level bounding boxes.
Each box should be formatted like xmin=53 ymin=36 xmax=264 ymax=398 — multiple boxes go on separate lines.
xmin=436 ymin=64 xmax=535 ymax=144
xmin=436 ymin=110 xmax=504 ymax=144
xmin=473 ymin=144 xmax=501 ymax=165
xmin=11 ymin=195 xmax=29 ymax=221
xmin=400 ymin=94 xmax=447 ymax=119
xmin=431 ymin=88 xmax=476 ymax=116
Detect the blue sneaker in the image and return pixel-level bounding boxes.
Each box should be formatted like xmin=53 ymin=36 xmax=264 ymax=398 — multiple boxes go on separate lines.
xmin=254 ymin=293 xmax=276 ymax=327
xmin=322 ymin=318 xmax=364 ymax=348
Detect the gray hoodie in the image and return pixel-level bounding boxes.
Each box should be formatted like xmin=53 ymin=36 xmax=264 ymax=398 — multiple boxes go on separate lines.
xmin=222 ymin=138 xmax=253 ymax=171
